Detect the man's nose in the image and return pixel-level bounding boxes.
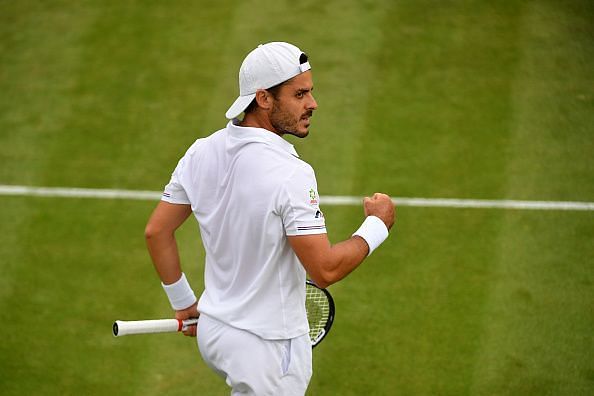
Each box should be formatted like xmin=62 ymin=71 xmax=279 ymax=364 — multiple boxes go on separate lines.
xmin=307 ymin=94 xmax=318 ymax=110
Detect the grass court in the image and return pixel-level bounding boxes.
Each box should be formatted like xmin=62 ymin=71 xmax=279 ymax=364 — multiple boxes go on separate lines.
xmin=1 ymin=1 xmax=593 ymax=394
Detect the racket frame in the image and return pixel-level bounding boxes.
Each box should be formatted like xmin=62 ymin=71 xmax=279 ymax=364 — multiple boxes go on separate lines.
xmin=306 ymin=280 xmax=335 ymax=348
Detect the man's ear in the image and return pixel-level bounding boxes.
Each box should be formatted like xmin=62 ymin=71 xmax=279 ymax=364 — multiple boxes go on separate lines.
xmin=255 ymin=89 xmax=273 ymax=111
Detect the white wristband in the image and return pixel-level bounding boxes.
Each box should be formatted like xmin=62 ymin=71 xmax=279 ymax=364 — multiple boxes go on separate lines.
xmin=161 ymin=273 xmax=197 ymax=310
xmin=353 ymin=216 xmax=389 ymax=256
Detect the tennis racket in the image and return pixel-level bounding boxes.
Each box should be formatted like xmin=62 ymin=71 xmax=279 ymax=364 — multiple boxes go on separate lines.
xmin=113 ymin=280 xmax=335 ymax=347
xmin=305 ymin=280 xmax=335 ymax=347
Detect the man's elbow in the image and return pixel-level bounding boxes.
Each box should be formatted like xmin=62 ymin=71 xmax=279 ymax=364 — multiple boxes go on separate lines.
xmin=312 ymin=278 xmax=332 ymax=289
xmin=308 ymin=269 xmax=339 ymax=289
xmin=144 ymin=221 xmax=165 ymax=242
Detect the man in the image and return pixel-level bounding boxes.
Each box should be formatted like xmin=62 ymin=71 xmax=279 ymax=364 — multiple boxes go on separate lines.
xmin=145 ymin=42 xmax=395 ymax=395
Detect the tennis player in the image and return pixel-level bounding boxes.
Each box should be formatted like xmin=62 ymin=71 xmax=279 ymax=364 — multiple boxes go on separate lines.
xmin=145 ymin=42 xmax=395 ymax=395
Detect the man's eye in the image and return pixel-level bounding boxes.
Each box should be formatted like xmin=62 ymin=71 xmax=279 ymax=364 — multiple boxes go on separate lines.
xmin=296 ymin=92 xmax=304 ymax=98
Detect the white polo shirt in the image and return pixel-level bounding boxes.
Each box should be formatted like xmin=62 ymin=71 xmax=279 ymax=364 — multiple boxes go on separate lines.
xmin=162 ymin=121 xmax=326 ymax=340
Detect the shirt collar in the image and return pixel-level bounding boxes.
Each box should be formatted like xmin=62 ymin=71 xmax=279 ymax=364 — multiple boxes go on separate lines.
xmin=227 ymin=120 xmax=299 ymax=158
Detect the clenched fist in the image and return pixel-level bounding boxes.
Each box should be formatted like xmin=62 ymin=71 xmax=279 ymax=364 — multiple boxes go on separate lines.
xmin=363 ymin=193 xmax=395 ymax=230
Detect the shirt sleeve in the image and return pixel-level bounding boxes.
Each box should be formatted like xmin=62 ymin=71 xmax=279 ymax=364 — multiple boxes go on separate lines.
xmin=162 ymin=156 xmax=191 ymax=205
xmin=280 ymin=163 xmax=327 ymax=236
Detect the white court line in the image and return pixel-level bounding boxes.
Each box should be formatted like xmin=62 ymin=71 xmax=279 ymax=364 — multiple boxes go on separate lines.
xmin=0 ymin=184 xmax=593 ymax=211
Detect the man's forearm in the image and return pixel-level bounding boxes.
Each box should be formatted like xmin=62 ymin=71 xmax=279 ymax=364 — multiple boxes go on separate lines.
xmin=316 ymin=236 xmax=370 ymax=287
xmin=144 ymin=201 xmax=192 ymax=284
xmin=145 ymin=230 xmax=184 ymax=285
xmin=288 ymin=234 xmax=369 ymax=289
xmin=146 ymin=231 xmax=197 ymax=312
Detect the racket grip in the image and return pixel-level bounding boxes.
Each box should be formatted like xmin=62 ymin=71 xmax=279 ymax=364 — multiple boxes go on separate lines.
xmin=113 ymin=319 xmax=182 ymax=336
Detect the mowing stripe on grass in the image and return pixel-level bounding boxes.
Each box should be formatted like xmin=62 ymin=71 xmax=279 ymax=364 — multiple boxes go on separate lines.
xmin=0 ymin=185 xmax=592 ymax=211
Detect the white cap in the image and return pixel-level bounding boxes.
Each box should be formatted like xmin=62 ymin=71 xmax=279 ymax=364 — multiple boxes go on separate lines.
xmin=225 ymin=42 xmax=311 ymax=119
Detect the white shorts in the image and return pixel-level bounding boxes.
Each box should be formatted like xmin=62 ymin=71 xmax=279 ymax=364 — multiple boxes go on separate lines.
xmin=197 ymin=314 xmax=312 ymax=396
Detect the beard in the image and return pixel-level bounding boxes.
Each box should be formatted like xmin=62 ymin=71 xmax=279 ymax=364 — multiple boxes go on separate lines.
xmin=270 ymin=101 xmax=312 ymax=138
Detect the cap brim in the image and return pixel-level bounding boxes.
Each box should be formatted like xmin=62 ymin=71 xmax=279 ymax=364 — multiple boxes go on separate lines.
xmin=225 ymin=94 xmax=256 ymax=119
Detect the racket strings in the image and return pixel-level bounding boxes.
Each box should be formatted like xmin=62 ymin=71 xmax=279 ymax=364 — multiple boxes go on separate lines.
xmin=306 ymin=285 xmax=330 ymax=341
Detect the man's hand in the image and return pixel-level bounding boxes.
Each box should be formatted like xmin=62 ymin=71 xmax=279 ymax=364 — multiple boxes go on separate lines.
xmin=363 ymin=193 xmax=395 ymax=230
xmin=175 ymin=302 xmax=199 ymax=337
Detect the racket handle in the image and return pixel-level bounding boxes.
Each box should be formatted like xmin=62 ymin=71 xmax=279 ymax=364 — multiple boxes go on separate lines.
xmin=113 ymin=319 xmax=198 ymax=337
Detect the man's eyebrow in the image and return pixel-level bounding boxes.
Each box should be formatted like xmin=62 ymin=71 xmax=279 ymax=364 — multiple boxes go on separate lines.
xmin=296 ymin=87 xmax=313 ymax=93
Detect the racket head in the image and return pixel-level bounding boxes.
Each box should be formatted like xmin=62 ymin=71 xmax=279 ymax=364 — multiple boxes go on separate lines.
xmin=305 ymin=280 xmax=335 ymax=347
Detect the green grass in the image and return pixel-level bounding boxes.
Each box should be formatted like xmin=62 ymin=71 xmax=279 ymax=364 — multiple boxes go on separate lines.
xmin=1 ymin=1 xmax=593 ymax=395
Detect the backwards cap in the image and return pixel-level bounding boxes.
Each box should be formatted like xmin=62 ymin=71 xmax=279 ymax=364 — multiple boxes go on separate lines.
xmin=225 ymin=42 xmax=311 ymax=119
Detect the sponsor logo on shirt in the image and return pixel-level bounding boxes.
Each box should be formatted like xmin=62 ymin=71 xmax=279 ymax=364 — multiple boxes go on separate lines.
xmin=309 ymin=188 xmax=318 ymax=205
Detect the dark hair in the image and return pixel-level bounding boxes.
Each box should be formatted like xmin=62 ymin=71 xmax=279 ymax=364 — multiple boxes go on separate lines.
xmin=244 ymin=52 xmax=309 ymax=115
xmin=243 ymin=82 xmax=284 ymax=114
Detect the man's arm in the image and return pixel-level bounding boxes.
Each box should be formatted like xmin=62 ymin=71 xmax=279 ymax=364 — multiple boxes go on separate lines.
xmin=288 ymin=234 xmax=369 ymax=288
xmin=288 ymin=193 xmax=395 ymax=288
xmin=145 ymin=201 xmax=193 ymax=283
xmin=145 ymin=201 xmax=198 ymax=336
